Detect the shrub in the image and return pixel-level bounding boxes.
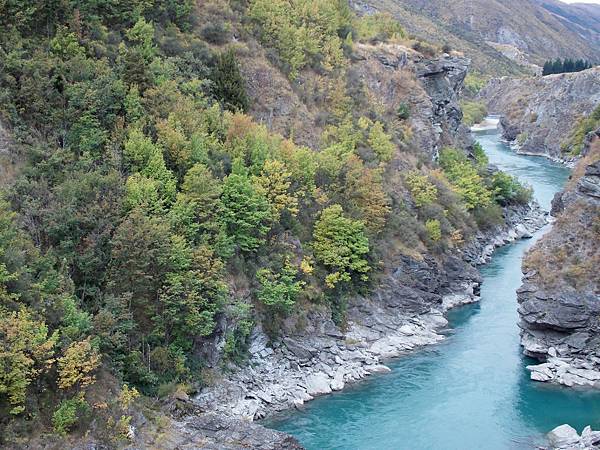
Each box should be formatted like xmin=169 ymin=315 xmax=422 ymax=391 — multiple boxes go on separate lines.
xmin=354 ymin=13 xmax=406 ymax=42
xmin=412 ymin=41 xmax=437 ymax=57
xmin=562 ymin=105 xmax=600 ymax=156
xmin=425 ymin=219 xmax=442 ymax=242
xmin=200 ymin=21 xmax=230 ymax=44
xmin=461 ymin=100 xmax=487 ymax=126
xmin=517 ymin=132 xmax=528 ymax=145
xmin=464 ymin=72 xmax=487 ymax=97
xmin=472 ymin=142 xmax=489 ymax=167
xmin=312 ymin=205 xmax=370 ymax=289
xmin=491 ymin=172 xmax=532 ymax=205
xmin=405 ymin=171 xmax=438 ymax=207
xmin=472 ymin=204 xmax=504 ymax=229
xmin=396 ymin=102 xmax=411 ymax=121
xmin=52 ymin=397 xmax=90 ymax=435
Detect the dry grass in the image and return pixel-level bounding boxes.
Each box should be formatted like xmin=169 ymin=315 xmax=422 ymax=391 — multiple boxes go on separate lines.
xmin=525 ymin=200 xmax=599 ymax=292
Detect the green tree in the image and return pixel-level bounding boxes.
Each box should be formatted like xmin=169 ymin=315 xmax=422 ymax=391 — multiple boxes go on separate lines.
xmin=107 ymin=211 xmax=174 ymax=335
xmin=256 ymin=262 xmax=304 ymax=313
xmin=220 ymin=166 xmax=272 ymax=253
xmin=439 ymin=148 xmax=492 ymax=210
xmin=211 ymin=49 xmax=249 ymax=112
xmin=156 ymin=242 xmax=225 ymax=350
xmin=312 ymin=204 xmax=370 ymax=288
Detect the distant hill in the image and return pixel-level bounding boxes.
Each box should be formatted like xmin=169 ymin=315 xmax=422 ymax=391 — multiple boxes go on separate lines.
xmin=535 ymin=0 xmax=600 ymax=49
xmin=354 ymin=0 xmax=600 ymax=76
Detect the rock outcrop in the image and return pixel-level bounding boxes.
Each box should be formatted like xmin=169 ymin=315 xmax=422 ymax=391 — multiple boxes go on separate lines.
xmin=243 ymin=40 xmax=472 ymax=158
xmin=480 ymin=67 xmax=600 ymax=161
xmin=518 ymin=134 xmax=600 ymax=387
xmin=413 ymin=54 xmax=473 ymax=155
xmin=163 ymin=414 xmax=305 ymax=450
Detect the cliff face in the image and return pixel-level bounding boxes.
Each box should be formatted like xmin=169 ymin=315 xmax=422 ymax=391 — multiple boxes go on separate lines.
xmin=481 ymin=68 xmax=600 ymax=161
xmin=242 ymin=41 xmax=472 ymax=157
xmin=518 ymin=134 xmax=600 ymax=387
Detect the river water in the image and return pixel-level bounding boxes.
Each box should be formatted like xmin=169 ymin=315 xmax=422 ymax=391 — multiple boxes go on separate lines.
xmin=267 ymin=128 xmax=600 ymax=449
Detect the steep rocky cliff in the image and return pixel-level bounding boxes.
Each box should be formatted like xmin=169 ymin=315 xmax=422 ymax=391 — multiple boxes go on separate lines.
xmin=241 ymin=41 xmax=472 ymax=156
xmin=481 ymin=68 xmax=600 ymax=161
xmin=518 ymin=132 xmax=600 ymax=388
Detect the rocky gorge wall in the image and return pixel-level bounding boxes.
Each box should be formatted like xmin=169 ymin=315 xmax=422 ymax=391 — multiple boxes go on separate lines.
xmin=518 ymin=132 xmax=600 ymax=388
xmin=480 ymin=67 xmax=600 ymax=162
xmin=163 ymin=49 xmax=551 ymax=448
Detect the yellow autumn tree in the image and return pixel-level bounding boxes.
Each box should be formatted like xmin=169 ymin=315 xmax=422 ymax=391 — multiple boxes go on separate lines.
xmin=340 ymin=155 xmax=390 ymax=234
xmin=254 ymin=159 xmax=299 ymax=222
xmin=57 ymin=337 xmax=101 ymax=390
xmin=0 ymin=307 xmax=58 ymax=414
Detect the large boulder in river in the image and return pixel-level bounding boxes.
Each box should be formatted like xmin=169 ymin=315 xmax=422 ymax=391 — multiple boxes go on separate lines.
xmin=547 ymin=424 xmax=600 ymax=449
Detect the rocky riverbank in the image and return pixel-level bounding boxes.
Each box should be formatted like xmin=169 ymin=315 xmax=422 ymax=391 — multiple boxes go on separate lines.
xmin=193 ymin=202 xmax=547 ymax=425
xmin=518 ymin=134 xmax=600 ymax=388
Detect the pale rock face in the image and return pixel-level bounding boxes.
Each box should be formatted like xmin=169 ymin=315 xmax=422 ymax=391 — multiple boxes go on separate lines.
xmin=304 ymin=373 xmax=333 ymax=396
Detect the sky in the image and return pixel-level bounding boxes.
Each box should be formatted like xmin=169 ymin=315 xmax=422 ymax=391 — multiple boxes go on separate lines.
xmin=560 ymin=0 xmax=600 ymax=4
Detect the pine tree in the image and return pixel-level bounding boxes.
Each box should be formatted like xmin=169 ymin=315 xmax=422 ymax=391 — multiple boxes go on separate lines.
xmin=552 ymin=58 xmax=563 ymax=75
xmin=211 ymin=49 xmax=250 ymax=112
xmin=542 ymin=60 xmax=552 ymax=76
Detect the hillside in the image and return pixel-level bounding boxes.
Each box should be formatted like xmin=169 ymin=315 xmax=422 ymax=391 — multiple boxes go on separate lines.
xmin=352 ymin=0 xmax=600 ymax=76
xmin=534 ymin=0 xmax=600 ymax=49
xmin=0 ymin=1 xmax=539 ymax=447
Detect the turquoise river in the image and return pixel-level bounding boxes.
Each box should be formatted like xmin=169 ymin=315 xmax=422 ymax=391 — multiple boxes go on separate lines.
xmin=266 ymin=127 xmax=600 ymax=449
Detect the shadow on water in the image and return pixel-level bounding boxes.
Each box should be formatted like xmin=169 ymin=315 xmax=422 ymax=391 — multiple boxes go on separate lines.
xmin=266 ymin=127 xmax=600 ymax=450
